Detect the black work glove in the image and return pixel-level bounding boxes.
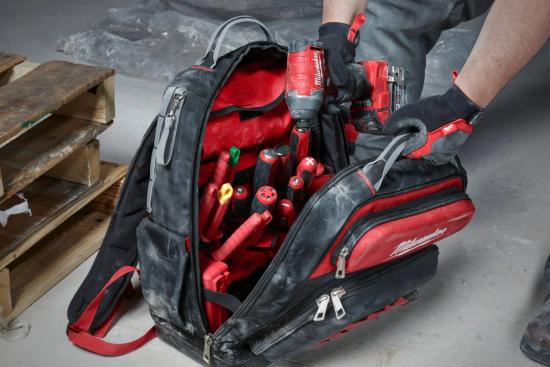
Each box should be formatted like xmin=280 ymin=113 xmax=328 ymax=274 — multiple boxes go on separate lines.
xmin=383 ymin=84 xmax=484 ymax=165
xmin=318 ymin=22 xmax=370 ymax=103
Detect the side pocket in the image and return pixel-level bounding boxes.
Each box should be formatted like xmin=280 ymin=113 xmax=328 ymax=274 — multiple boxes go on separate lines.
xmin=137 ymin=218 xmax=189 ymax=331
xmin=320 ymin=112 xmax=350 ymax=173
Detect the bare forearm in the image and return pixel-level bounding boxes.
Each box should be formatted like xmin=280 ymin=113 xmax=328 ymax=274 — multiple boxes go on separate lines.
xmin=455 ymin=0 xmax=550 ymax=108
xmin=322 ymin=0 xmax=369 ymax=25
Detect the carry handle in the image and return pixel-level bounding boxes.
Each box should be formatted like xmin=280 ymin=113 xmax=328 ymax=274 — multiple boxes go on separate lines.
xmin=196 ymin=16 xmax=275 ymax=69
xmin=361 ymin=134 xmax=412 ymax=193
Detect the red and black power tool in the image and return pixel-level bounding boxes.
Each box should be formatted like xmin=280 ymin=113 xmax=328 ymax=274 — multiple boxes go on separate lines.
xmin=285 ymin=14 xmax=407 ymax=137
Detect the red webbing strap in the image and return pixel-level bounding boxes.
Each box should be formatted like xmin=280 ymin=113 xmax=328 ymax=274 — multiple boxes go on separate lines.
xmin=348 ymin=14 xmax=366 ymax=42
xmin=92 ymin=283 xmax=133 ymax=338
xmin=68 ymin=266 xmax=157 ymax=356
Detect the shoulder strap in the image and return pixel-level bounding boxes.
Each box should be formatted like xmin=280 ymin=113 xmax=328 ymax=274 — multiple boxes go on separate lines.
xmin=67 ymin=116 xmax=157 ymax=329
xmin=68 ymin=267 xmax=157 ymax=356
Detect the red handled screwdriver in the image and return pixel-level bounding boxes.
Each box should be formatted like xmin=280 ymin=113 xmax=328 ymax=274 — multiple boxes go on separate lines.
xmin=210 ymin=151 xmax=230 ymax=189
xmin=276 ymin=199 xmax=296 ymax=232
xmin=274 ymin=144 xmax=293 ymax=196
xmin=296 ymin=157 xmax=317 ymax=191
xmin=287 ymin=176 xmax=304 ymax=207
xmin=202 ymin=184 xmax=233 ymax=242
xmin=250 ymin=186 xmax=278 ymax=216
xmin=253 ymin=149 xmax=279 ymax=195
xmin=289 ymin=123 xmax=311 ymax=170
xmin=230 ymin=186 xmax=249 ymax=219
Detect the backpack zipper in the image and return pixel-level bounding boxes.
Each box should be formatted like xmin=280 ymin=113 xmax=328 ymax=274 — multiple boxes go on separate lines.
xmin=331 ymin=189 xmax=467 ymax=279
xmin=249 ymin=246 xmax=438 ymax=355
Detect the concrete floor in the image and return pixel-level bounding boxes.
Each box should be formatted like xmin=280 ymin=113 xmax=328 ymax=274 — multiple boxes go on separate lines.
xmin=1 ymin=1 xmax=550 ymax=366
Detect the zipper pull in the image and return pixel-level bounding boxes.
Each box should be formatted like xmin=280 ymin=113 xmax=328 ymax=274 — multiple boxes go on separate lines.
xmin=335 ymin=247 xmax=349 ymax=279
xmin=331 ymin=287 xmax=347 ymax=320
xmin=168 ymin=90 xmax=186 ymax=118
xmin=314 ymin=294 xmax=330 ymax=322
xmin=203 ymin=334 xmax=213 ymax=364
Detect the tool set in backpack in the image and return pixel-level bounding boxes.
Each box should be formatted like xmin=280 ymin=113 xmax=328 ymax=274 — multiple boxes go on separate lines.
xmin=66 ymin=14 xmax=476 ymax=366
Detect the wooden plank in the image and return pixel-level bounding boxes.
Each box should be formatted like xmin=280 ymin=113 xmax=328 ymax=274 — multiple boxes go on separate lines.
xmin=0 ymin=162 xmax=127 ymax=270
xmin=0 ymin=52 xmax=25 ymax=74
xmin=3 ymin=209 xmax=110 ymax=327
xmin=86 ymin=177 xmax=124 ymax=214
xmin=0 ymin=61 xmax=115 ymax=146
xmin=45 ymin=139 xmax=100 ymax=186
xmin=55 ymin=76 xmax=115 ymax=124
xmin=0 ymin=268 xmax=11 ymax=318
xmin=0 ymin=61 xmax=39 ymax=87
xmin=0 ymin=116 xmax=111 ymax=203
xmin=0 ymin=168 xmax=3 ymax=197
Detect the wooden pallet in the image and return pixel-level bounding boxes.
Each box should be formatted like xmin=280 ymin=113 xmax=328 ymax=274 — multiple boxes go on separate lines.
xmin=0 ymin=51 xmax=128 ymax=326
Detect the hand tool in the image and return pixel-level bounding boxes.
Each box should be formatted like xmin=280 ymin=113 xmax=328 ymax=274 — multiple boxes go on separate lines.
xmin=274 ymin=144 xmax=292 ymax=195
xmin=253 ymin=149 xmax=279 ymax=195
xmin=226 ymin=147 xmax=240 ymax=185
xmin=230 ymin=186 xmax=249 ymax=219
xmin=250 ymin=186 xmax=278 ymax=216
xmin=202 ymin=184 xmax=233 ymax=242
xmin=211 ymin=211 xmax=272 ymax=262
xmin=289 ymin=123 xmax=311 ymax=170
xmin=199 ymin=184 xmax=219 ymax=236
xmin=275 ymin=199 xmax=296 ymax=232
xmin=287 ymin=176 xmax=304 ymax=207
xmin=296 ymin=157 xmax=317 ymax=191
xmin=200 ymin=255 xmax=231 ymax=332
xmin=210 ymin=151 xmax=230 ymax=189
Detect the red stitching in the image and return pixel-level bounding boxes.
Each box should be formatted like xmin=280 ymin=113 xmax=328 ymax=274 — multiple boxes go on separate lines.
xmin=357 ymin=170 xmax=375 ymax=195
xmin=192 ymin=66 xmax=212 ymax=72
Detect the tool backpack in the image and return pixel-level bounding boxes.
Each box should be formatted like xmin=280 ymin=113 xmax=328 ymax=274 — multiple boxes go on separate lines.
xmin=67 ymin=16 xmax=475 ymax=366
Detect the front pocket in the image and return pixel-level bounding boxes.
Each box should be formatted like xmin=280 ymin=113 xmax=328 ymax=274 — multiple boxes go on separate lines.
xmin=250 ymin=245 xmax=439 ymax=358
xmin=331 ymin=190 xmax=474 ymax=278
xmin=137 ymin=218 xmax=189 ymax=331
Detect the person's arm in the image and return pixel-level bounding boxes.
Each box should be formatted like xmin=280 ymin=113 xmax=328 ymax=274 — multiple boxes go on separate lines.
xmin=382 ymin=0 xmax=550 ymax=166
xmin=455 ymin=0 xmax=550 ymax=108
xmin=322 ymin=0 xmax=370 ymax=25
xmin=318 ymin=0 xmax=371 ymax=102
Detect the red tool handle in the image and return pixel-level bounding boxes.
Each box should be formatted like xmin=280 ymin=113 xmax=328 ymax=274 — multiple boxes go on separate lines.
xmin=212 ymin=211 xmax=272 ymax=262
xmin=210 ymin=151 xmax=230 ymax=189
xmin=289 ymin=125 xmax=311 ymax=170
xmin=348 ymin=14 xmax=366 ymax=42
xmin=199 ymin=184 xmax=219 ymax=235
xmin=296 ymin=157 xmax=317 ymax=191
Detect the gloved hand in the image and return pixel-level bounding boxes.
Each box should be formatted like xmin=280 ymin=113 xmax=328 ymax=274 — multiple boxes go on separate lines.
xmin=383 ymin=84 xmax=484 ymax=165
xmin=318 ymin=22 xmax=370 ymax=103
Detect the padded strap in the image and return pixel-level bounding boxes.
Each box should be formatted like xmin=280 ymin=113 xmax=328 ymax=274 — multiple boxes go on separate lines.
xmin=68 ymin=267 xmax=157 ymax=356
xmin=196 ymin=16 xmax=275 ymax=69
xmin=362 ymin=134 xmax=411 ymax=192
xmin=203 ymin=288 xmax=242 ymax=314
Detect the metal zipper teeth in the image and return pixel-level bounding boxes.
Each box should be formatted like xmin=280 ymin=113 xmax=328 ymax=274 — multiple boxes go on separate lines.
xmin=213 ymin=162 xmax=466 ymax=344
xmin=330 ymin=190 xmax=468 ymax=264
xmin=252 ymin=246 xmax=439 ymax=352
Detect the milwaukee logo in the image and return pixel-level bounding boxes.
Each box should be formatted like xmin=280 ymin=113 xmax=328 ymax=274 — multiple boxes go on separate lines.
xmin=443 ymin=124 xmax=454 ymax=133
xmin=313 ymin=51 xmax=323 ymax=87
xmin=387 ymin=228 xmax=447 ymax=259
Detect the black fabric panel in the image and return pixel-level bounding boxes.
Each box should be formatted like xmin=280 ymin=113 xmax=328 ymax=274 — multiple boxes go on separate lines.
xmin=319 ymin=110 xmax=350 ymax=173
xmin=67 ymin=116 xmax=157 ymax=328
